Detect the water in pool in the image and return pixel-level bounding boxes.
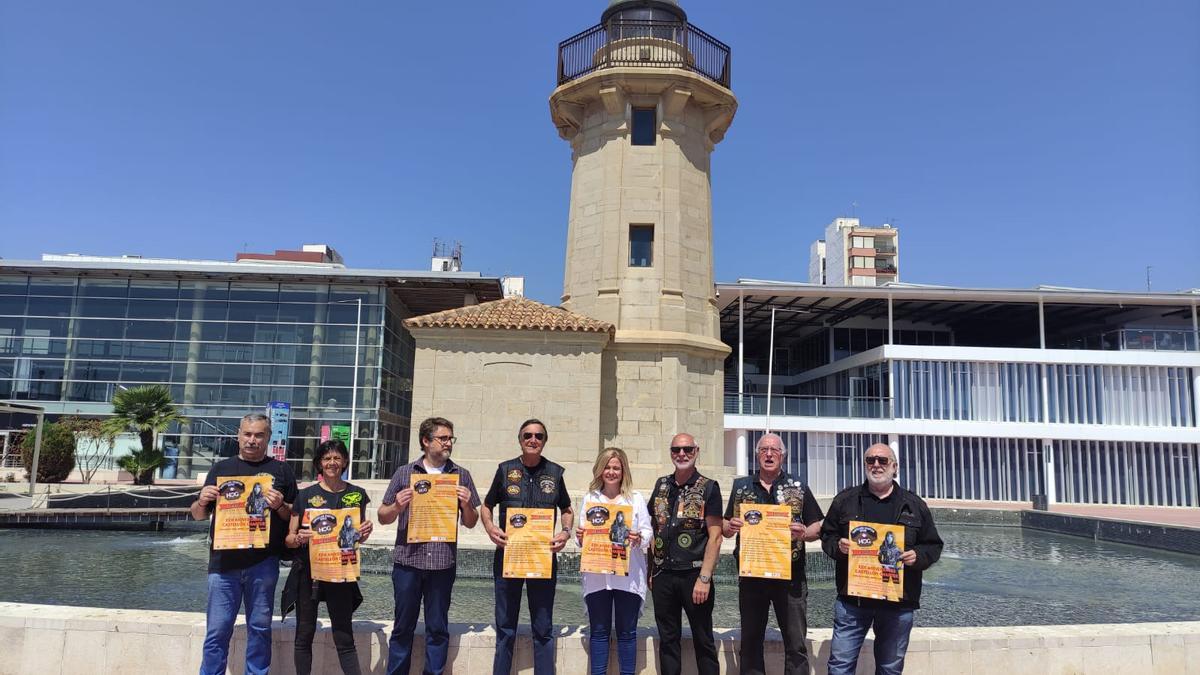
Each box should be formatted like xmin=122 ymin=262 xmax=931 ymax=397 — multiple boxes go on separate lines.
xmin=3 ymin=525 xmax=1199 ymax=628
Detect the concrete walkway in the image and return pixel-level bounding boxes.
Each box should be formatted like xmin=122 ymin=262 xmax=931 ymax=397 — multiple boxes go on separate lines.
xmin=927 ymin=498 xmax=1200 ymax=529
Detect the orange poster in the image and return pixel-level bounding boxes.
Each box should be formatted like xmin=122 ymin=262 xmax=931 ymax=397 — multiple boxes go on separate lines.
xmin=847 ymin=521 xmax=905 ymax=602
xmin=502 ymin=507 xmax=555 ymax=579
xmin=737 ymin=503 xmax=792 ymax=580
xmin=306 ymin=507 xmax=362 ymax=583
xmin=579 ymin=502 xmax=633 ymax=576
xmin=407 ymin=474 xmax=460 ymax=544
xmin=212 ymin=475 xmax=274 ymax=550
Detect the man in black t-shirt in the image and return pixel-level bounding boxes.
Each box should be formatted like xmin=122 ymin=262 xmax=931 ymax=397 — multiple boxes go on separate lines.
xmin=190 ymin=413 xmax=297 ymax=675
xmin=723 ymin=433 xmax=824 ymax=675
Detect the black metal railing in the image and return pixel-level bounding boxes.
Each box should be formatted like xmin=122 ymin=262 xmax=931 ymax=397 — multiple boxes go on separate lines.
xmin=558 ymin=20 xmax=731 ymax=88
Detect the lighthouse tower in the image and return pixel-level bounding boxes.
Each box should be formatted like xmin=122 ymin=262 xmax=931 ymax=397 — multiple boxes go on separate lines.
xmin=550 ymin=0 xmax=736 ymax=467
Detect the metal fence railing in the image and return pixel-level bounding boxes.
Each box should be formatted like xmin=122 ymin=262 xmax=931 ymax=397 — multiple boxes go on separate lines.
xmin=558 ymin=19 xmax=731 ymax=87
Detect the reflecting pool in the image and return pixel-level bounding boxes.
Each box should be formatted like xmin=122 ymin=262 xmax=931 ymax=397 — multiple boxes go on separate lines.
xmin=4 ymin=525 xmax=1200 ymax=628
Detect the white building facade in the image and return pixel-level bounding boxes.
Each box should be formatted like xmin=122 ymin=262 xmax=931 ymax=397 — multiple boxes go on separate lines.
xmin=720 ymin=282 xmax=1200 ymax=507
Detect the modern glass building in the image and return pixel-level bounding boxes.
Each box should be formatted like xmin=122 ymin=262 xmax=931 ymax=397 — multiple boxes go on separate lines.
xmin=720 ymin=281 xmax=1200 ymax=507
xmin=0 ymin=253 xmax=502 ymax=479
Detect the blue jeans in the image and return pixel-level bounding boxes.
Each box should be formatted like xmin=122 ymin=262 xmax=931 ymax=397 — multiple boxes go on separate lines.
xmin=494 ymin=573 xmax=557 ymax=674
xmin=388 ymin=564 xmax=456 ymax=675
xmin=584 ymin=589 xmax=640 ymax=675
xmin=200 ymin=556 xmax=280 ymax=675
xmin=827 ymin=597 xmax=915 ymax=675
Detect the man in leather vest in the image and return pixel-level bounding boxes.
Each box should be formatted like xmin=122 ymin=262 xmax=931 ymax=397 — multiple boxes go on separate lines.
xmin=821 ymin=443 xmax=943 ymax=675
xmin=481 ymin=419 xmax=574 ymax=674
xmin=724 ymin=433 xmax=824 ymax=675
xmin=648 ymin=432 xmax=723 ymax=675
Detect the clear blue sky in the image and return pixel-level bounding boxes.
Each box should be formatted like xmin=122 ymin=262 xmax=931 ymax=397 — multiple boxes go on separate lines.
xmin=2 ymin=1 xmax=1197 ymax=303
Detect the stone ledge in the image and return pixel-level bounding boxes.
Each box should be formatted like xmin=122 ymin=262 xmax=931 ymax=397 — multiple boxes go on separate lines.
xmin=2 ymin=603 xmax=1199 ymax=674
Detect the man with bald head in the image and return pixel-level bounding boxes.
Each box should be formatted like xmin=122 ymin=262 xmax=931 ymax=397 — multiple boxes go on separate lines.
xmin=724 ymin=432 xmax=824 ymax=675
xmin=820 ymin=443 xmax=943 ymax=675
xmin=647 ymin=432 xmax=724 ymax=675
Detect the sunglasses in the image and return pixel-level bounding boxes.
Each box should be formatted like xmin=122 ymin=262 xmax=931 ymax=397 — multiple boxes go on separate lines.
xmin=522 ymin=432 xmax=547 ymax=441
xmin=669 ymin=445 xmax=697 ymax=455
xmin=865 ymin=456 xmax=892 ymax=466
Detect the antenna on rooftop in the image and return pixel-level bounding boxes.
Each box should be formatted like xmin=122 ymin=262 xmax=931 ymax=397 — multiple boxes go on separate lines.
xmin=1145 ymin=266 xmax=1152 ymax=292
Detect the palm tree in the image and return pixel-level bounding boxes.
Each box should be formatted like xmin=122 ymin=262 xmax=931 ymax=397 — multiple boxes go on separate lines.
xmin=103 ymin=385 xmax=188 ymax=485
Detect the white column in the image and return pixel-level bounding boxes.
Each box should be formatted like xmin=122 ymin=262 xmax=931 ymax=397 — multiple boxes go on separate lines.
xmin=1043 ymin=438 xmax=1057 ymax=504
xmin=738 ymin=289 xmax=745 ymax=414
xmin=1193 ymin=368 xmax=1200 ymax=430
xmin=736 ymin=429 xmax=749 ymax=475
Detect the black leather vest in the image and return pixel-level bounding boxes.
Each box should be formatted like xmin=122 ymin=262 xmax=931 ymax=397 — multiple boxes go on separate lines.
xmin=650 ymin=473 xmax=713 ymax=570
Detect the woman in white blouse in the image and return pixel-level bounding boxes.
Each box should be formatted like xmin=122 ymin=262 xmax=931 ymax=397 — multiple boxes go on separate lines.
xmin=575 ymin=447 xmax=654 ymax=675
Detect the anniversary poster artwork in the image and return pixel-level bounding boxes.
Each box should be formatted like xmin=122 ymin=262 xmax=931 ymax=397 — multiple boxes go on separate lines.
xmin=502 ymin=507 xmax=555 ymax=579
xmin=737 ymin=503 xmax=792 ymax=580
xmin=306 ymin=507 xmax=362 ymax=583
xmin=847 ymin=520 xmax=906 ymax=602
xmin=579 ymin=502 xmax=634 ymax=576
xmin=406 ymin=474 xmax=460 ymax=543
xmin=212 ymin=475 xmax=274 ymax=550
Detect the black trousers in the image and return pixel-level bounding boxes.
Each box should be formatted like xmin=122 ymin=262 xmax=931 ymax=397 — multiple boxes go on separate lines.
xmin=651 ymin=568 xmax=719 ymax=675
xmin=738 ymin=575 xmax=809 ymax=675
xmin=293 ymin=564 xmax=362 ymax=675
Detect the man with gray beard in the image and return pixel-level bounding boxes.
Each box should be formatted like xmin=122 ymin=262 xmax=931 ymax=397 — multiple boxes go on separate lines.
xmin=820 ymin=443 xmax=943 ymax=675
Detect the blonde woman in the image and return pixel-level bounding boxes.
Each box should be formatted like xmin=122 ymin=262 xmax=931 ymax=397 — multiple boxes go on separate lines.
xmin=575 ymin=447 xmax=653 ymax=675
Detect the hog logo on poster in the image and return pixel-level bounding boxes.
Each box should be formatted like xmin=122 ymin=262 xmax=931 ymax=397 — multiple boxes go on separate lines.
xmin=847 ymin=520 xmax=905 ymax=602
xmin=212 ymin=475 xmax=274 ymax=550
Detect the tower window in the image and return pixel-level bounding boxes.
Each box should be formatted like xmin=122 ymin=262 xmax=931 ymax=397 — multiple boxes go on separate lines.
xmin=629 ymin=225 xmax=654 ymax=267
xmin=631 ymin=108 xmax=656 ymax=146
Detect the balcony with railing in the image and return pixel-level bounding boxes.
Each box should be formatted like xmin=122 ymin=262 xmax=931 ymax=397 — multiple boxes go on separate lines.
xmin=557 ymin=19 xmax=731 ymax=88
xmin=725 ymin=393 xmax=893 ymax=419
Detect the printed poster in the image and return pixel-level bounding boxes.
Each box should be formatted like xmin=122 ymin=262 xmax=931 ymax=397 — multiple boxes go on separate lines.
xmin=305 ymin=507 xmax=362 ymax=582
xmin=737 ymin=503 xmax=792 ymax=580
xmin=847 ymin=520 xmax=906 ymax=602
xmin=267 ymin=401 xmax=290 ymax=462
xmin=502 ymin=507 xmax=555 ymax=579
xmin=579 ymin=502 xmax=633 ymax=576
xmin=212 ymin=475 xmax=274 ymax=550
xmin=407 ymin=474 xmax=460 ymax=543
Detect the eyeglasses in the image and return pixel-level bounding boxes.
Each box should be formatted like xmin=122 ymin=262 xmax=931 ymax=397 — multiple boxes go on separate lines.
xmin=864 ymin=456 xmax=892 ymax=466
xmin=669 ymin=445 xmax=697 ymax=455
xmin=432 ymin=435 xmax=456 ymax=445
xmin=758 ymin=447 xmax=783 ymax=456
xmin=522 ymin=432 xmax=547 ymax=441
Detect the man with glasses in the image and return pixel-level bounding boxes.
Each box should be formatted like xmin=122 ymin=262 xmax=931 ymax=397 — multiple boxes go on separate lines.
xmin=647 ymin=432 xmax=724 ymax=675
xmin=820 ymin=443 xmax=943 ymax=675
xmin=723 ymin=433 xmax=824 ymax=675
xmin=378 ymin=416 xmax=481 ymax=674
xmin=481 ymin=419 xmax=573 ymax=674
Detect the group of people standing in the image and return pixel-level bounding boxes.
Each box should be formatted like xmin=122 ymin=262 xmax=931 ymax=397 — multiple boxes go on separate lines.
xmin=191 ymin=413 xmax=943 ymax=675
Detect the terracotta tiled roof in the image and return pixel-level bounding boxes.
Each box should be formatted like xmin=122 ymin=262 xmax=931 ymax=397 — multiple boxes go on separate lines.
xmin=403 ymin=296 xmax=613 ymax=333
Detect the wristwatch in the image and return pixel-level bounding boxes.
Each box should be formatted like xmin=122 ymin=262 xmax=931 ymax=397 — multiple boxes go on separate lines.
xmin=698 ymin=574 xmax=711 ymax=584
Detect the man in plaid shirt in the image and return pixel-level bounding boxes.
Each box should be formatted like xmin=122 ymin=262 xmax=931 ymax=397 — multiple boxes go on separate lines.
xmin=377 ymin=416 xmax=481 ymax=675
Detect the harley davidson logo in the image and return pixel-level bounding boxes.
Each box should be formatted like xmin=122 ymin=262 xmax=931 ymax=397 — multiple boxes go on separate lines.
xmin=414 ymin=480 xmax=432 ymax=494
xmin=509 ymin=514 xmax=528 ymax=528
xmin=743 ymin=510 xmax=763 ymax=525
xmin=507 ymin=469 xmax=522 ymax=483
xmin=308 ymin=495 xmax=327 ymax=508
xmin=506 ymin=485 xmax=521 ymax=496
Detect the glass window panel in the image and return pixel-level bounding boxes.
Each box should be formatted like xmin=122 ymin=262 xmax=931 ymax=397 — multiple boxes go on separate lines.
xmin=0 ymin=295 xmax=27 ymax=316
xmin=321 ymin=325 xmax=359 ymax=346
xmin=125 ymin=341 xmax=172 ymax=360
xmin=76 ymin=314 xmax=124 ymax=336
xmin=224 ymin=344 xmax=253 ymax=363
xmin=126 ymin=299 xmax=178 ymax=320
xmin=78 ymin=297 xmax=128 ymax=318
xmin=0 ymin=276 xmax=28 ymax=295
xmin=196 ymin=363 xmax=223 ymax=383
xmin=79 ymin=278 xmax=129 ymax=298
xmin=225 ymin=323 xmax=255 ymax=343
xmin=222 ymin=363 xmax=252 ymax=385
xmin=120 ymin=361 xmax=172 ymax=383
xmin=631 ymin=108 xmax=656 ymax=146
xmin=228 ymin=282 xmax=278 ymax=303
xmin=328 ymin=285 xmax=375 ymax=303
xmin=179 ymin=281 xmax=229 ymax=300
xmin=277 ymin=303 xmax=318 ymax=324
xmin=124 ymin=321 xmax=175 ymax=341
xmin=227 ymin=302 xmax=277 ymax=323
xmin=279 ymin=284 xmax=324 ymax=303
xmin=128 ymin=280 xmax=180 ymax=299
xmin=28 ymin=296 xmax=72 ymax=317
xmin=199 ymin=323 xmax=226 ymax=342
xmin=76 ymin=360 xmax=121 ymax=382
xmin=219 ymin=385 xmax=250 ymax=405
xmin=326 ymin=304 xmax=361 ymax=325
xmin=28 ymin=277 xmax=76 ymax=296
xmin=629 ymin=225 xmax=654 ymax=267
xmin=25 ymin=317 xmax=69 ymax=338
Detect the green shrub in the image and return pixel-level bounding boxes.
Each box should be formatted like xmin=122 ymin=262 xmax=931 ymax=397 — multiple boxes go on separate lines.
xmin=20 ymin=422 xmax=77 ymax=483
